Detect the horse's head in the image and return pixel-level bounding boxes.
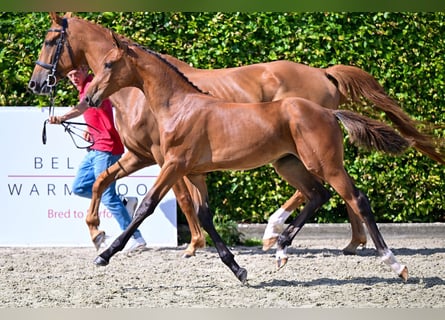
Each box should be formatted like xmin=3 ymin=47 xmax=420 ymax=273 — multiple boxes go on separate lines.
xmin=85 ymin=31 xmax=137 ymax=108
xmin=28 ymin=12 xmax=81 ymax=95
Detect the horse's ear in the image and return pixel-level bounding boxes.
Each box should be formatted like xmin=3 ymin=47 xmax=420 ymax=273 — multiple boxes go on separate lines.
xmin=110 ymin=31 xmax=129 ymax=52
xmin=64 ymin=12 xmax=73 ymax=18
xmin=50 ymin=12 xmax=62 ymax=24
xmin=111 ymin=31 xmax=121 ymax=48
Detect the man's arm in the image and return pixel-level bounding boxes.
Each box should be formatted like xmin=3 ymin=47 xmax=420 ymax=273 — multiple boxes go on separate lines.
xmin=48 ymin=99 xmax=89 ymax=124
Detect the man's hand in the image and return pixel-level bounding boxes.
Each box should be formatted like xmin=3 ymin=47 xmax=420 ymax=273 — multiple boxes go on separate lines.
xmin=48 ymin=116 xmax=63 ymax=124
xmin=48 ymin=100 xmax=88 ymax=125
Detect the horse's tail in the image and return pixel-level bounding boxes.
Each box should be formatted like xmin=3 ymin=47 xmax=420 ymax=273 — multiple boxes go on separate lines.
xmin=333 ymin=109 xmax=412 ymax=156
xmin=326 ymin=64 xmax=445 ymax=164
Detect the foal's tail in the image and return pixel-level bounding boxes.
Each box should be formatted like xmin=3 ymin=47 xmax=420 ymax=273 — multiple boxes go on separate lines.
xmin=333 ymin=110 xmax=412 ymax=156
xmin=326 ymin=64 xmax=445 ymax=164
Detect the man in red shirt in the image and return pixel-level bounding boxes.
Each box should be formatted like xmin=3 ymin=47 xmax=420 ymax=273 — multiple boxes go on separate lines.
xmin=49 ymin=65 xmax=146 ymax=252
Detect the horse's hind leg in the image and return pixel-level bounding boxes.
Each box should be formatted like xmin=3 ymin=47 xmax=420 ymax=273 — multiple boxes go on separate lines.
xmin=343 ymin=204 xmax=367 ymax=255
xmin=87 ymin=151 xmax=148 ymax=250
xmin=269 ymin=155 xmax=366 ymax=255
xmin=185 ymin=175 xmax=248 ymax=284
xmin=262 ymin=155 xmax=307 ymax=251
xmin=324 ymin=169 xmax=408 ymax=281
xmin=274 ymin=158 xmax=332 ymax=269
xmin=172 ymin=178 xmax=206 ymax=257
xmin=262 ymin=189 xmax=305 ymax=251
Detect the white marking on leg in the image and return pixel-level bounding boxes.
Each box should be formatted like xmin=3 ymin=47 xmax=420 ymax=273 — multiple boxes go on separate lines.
xmin=381 ymin=249 xmax=406 ymax=275
xmin=276 ymin=246 xmax=288 ymax=261
xmin=263 ymin=207 xmax=292 ymax=240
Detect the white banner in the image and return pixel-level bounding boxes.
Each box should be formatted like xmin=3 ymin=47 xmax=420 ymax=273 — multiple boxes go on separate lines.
xmin=0 ymin=107 xmax=177 ymax=247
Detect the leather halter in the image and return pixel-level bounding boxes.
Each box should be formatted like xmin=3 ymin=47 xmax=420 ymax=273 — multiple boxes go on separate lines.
xmin=35 ymin=18 xmax=75 ymax=90
xmin=37 ymin=18 xmax=94 ymax=149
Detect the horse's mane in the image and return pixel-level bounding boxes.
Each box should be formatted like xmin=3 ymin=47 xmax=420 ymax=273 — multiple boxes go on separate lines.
xmin=131 ymin=42 xmax=208 ymax=95
xmin=70 ymin=15 xmax=208 ymax=95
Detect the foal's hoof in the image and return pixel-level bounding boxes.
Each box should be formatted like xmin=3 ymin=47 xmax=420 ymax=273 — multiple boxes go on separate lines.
xmin=262 ymin=237 xmax=278 ymax=251
xmin=93 ymin=255 xmax=109 ymax=266
xmin=399 ymin=266 xmax=409 ymax=282
xmin=93 ymin=231 xmax=106 ymax=251
xmin=276 ymin=257 xmax=288 ymax=270
xmin=236 ymin=267 xmax=248 ymax=284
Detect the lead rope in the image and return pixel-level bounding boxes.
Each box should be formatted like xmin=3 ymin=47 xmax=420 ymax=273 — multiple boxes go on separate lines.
xmin=41 ymin=83 xmax=56 ymax=145
xmin=42 ymin=84 xmax=98 ymax=149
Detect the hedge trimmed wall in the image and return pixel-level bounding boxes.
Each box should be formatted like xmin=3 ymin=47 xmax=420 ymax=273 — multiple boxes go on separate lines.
xmin=1 ymin=12 xmax=444 ymax=223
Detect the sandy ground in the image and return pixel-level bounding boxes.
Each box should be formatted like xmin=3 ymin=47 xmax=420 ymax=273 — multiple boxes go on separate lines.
xmin=1 ymin=236 xmax=444 ymax=308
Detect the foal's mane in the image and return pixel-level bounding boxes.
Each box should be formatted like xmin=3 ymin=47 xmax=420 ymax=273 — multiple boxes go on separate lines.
xmin=120 ymin=37 xmax=208 ymax=95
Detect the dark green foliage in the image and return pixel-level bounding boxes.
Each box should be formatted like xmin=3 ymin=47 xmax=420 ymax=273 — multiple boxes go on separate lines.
xmin=2 ymin=12 xmax=444 ymax=226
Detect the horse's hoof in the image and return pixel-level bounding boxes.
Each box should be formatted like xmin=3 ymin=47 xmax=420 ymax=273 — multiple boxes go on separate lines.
xmin=262 ymin=237 xmax=278 ymax=251
xmin=93 ymin=232 xmax=106 ymax=251
xmin=399 ymin=266 xmax=409 ymax=282
xmin=342 ymin=241 xmax=366 ymax=256
xmin=93 ymin=255 xmax=109 ymax=266
xmin=182 ymin=251 xmax=195 ymax=258
xmin=276 ymin=257 xmax=288 ymax=270
xmin=342 ymin=247 xmax=357 ymax=256
xmin=236 ymin=267 xmax=248 ymax=284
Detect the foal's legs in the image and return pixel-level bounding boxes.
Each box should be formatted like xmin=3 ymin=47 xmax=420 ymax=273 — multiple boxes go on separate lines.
xmin=274 ymin=158 xmax=333 ymax=268
xmin=265 ymin=155 xmax=367 ymax=254
xmin=94 ymin=162 xmax=247 ymax=283
xmin=275 ymin=158 xmax=407 ymax=280
xmin=94 ymin=159 xmax=183 ymax=265
xmin=262 ymin=189 xmax=305 ymax=250
xmin=324 ymin=169 xmax=408 ymax=281
xmin=184 ymin=174 xmax=248 ymax=283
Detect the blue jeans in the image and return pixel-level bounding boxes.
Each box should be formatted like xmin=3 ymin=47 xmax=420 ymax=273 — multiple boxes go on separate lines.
xmin=72 ymin=150 xmax=143 ymax=240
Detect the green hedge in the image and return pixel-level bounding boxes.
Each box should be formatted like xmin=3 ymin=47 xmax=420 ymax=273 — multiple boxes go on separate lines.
xmin=1 ymin=12 xmax=444 ymax=224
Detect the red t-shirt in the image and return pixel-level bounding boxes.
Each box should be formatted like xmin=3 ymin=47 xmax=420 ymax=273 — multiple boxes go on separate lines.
xmin=78 ymin=75 xmax=124 ymax=155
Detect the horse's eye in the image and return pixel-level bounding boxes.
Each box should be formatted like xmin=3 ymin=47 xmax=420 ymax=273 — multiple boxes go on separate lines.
xmin=104 ymin=62 xmax=112 ymax=69
xmin=44 ymin=39 xmax=58 ymax=47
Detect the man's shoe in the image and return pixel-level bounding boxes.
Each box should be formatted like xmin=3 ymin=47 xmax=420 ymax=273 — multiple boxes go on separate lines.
xmin=124 ymin=237 xmax=148 ymax=255
xmin=122 ymin=196 xmax=138 ymax=219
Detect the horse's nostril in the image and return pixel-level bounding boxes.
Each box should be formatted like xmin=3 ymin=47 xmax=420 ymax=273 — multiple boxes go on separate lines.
xmin=85 ymin=96 xmax=93 ymax=106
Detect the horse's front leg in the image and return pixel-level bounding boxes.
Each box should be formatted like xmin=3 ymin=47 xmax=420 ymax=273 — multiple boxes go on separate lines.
xmin=185 ymin=174 xmax=248 ymax=284
xmin=87 ymin=151 xmax=150 ymax=250
xmin=93 ymin=159 xmax=181 ymax=266
xmin=172 ymin=178 xmax=206 ymax=258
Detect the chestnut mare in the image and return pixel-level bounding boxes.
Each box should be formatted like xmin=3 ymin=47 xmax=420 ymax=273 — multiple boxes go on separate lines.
xmin=27 ymin=13 xmax=445 ymax=259
xmin=82 ymin=33 xmax=412 ymax=283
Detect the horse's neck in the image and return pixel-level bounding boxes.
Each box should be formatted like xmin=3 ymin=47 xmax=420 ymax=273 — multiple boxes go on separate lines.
xmin=136 ymin=51 xmax=200 ymax=113
xmin=162 ymin=54 xmax=195 ymax=72
xmin=69 ymin=19 xmax=112 ymax=73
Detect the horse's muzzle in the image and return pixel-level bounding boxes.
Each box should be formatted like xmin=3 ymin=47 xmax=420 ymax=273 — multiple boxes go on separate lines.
xmin=85 ymin=96 xmax=101 ymax=108
xmin=28 ymin=80 xmax=51 ymax=95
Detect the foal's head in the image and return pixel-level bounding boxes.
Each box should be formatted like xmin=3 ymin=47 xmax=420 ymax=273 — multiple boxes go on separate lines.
xmin=85 ymin=32 xmax=138 ymax=107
